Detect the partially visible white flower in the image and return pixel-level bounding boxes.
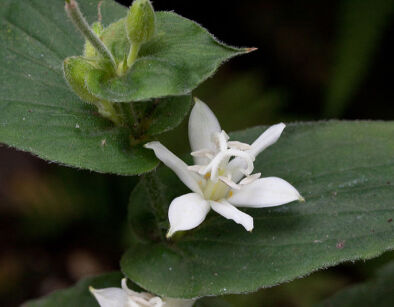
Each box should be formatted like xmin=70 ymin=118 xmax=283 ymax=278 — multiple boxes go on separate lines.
xmin=145 ymin=98 xmax=304 ymax=238
xmin=90 ymin=278 xmax=195 ymax=307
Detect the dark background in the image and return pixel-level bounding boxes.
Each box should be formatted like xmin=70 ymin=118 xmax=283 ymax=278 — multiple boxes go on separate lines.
xmin=0 ymin=0 xmax=393 ymax=306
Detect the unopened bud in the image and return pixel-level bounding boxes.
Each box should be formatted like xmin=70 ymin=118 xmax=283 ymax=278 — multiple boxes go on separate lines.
xmin=63 ymin=57 xmax=97 ymax=104
xmin=126 ymin=0 xmax=156 ymax=44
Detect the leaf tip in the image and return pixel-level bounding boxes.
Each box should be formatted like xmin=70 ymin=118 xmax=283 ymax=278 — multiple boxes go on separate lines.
xmin=245 ymin=47 xmax=258 ymax=53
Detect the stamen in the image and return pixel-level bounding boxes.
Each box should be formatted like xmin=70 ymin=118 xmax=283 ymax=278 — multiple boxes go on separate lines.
xmin=121 ymin=279 xmax=148 ymax=299
xmin=217 ymin=130 xmax=228 ymax=151
xmin=187 ymin=165 xmax=205 ymax=173
xmin=219 ymin=176 xmax=241 ymax=190
xmin=226 ymin=149 xmax=254 ymax=175
xmin=191 ymin=149 xmax=214 ymax=157
xmin=199 ymin=151 xmax=226 ymax=177
xmin=228 ymin=141 xmax=252 ymax=151
xmin=206 ymin=153 xmax=214 ymax=159
xmin=239 ymin=173 xmax=261 ymax=185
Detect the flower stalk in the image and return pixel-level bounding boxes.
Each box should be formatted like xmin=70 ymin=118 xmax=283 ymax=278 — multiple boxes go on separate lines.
xmin=65 ymin=0 xmax=116 ymax=69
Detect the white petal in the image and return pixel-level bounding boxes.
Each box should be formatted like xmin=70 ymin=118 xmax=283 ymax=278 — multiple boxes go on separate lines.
xmin=121 ymin=279 xmax=151 ymax=300
xmin=228 ymin=123 xmax=286 ymax=182
xmin=163 ymin=298 xmax=196 ymax=307
xmin=144 ymin=142 xmax=202 ymax=194
xmin=90 ymin=287 xmax=129 ymax=307
xmin=167 ymin=193 xmax=210 ymax=238
xmin=148 ymin=297 xmax=165 ymax=307
xmin=188 ymin=98 xmax=221 ymax=165
xmin=249 ymin=123 xmax=286 ymax=157
xmin=210 ymin=200 xmax=254 ymax=231
xmin=228 ymin=177 xmax=303 ymax=208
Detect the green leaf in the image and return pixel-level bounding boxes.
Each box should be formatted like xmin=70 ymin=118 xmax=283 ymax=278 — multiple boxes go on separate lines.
xmin=316 ymin=261 xmax=394 ymax=307
xmin=122 ymin=121 xmax=394 ymax=298
xmin=23 ymin=272 xmax=123 ymax=307
xmin=84 ymin=12 xmax=249 ymax=102
xmin=0 ymin=0 xmax=192 ymax=175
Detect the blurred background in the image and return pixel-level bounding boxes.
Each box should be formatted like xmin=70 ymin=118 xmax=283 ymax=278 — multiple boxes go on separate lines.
xmin=0 ymin=0 xmax=393 ymax=306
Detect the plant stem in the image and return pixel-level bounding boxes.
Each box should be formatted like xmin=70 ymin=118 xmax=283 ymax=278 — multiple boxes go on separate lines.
xmin=143 ymin=172 xmax=168 ymax=240
xmin=65 ymin=0 xmax=116 ymax=69
xmin=127 ymin=43 xmax=141 ymax=68
xmin=96 ymin=100 xmax=123 ymax=126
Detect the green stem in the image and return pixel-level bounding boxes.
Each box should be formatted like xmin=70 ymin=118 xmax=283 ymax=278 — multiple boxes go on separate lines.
xmin=119 ymin=102 xmax=142 ymax=137
xmin=143 ymin=172 xmax=168 ymax=240
xmin=127 ymin=43 xmax=141 ymax=68
xmin=129 ymin=102 xmax=141 ymax=134
xmin=65 ymin=0 xmax=116 ymax=69
xmin=96 ymin=100 xmax=123 ymax=126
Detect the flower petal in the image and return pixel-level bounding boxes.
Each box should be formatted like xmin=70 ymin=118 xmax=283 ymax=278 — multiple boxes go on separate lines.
xmin=249 ymin=123 xmax=286 ymax=157
xmin=210 ymin=200 xmax=254 ymax=231
xmin=228 ymin=123 xmax=286 ymax=182
xmin=167 ymin=193 xmax=210 ymax=238
xmin=188 ymin=98 xmax=221 ymax=165
xmin=90 ymin=286 xmax=129 ymax=307
xmin=144 ymin=142 xmax=202 ymax=194
xmin=228 ymin=177 xmax=304 ymax=208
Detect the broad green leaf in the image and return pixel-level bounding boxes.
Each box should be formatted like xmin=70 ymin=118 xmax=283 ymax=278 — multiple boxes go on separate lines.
xmin=324 ymin=0 xmax=394 ymax=116
xmin=0 ymin=0 xmax=191 ymax=175
xmin=122 ymin=121 xmax=394 ymax=298
xmin=316 ymin=261 xmax=394 ymax=307
xmin=23 ymin=272 xmax=123 ymax=307
xmin=83 ymin=12 xmax=249 ymax=102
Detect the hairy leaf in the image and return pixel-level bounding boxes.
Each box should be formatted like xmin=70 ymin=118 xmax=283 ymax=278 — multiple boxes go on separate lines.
xmin=84 ymin=12 xmax=249 ymax=102
xmin=123 ymin=121 xmax=394 ymax=298
xmin=0 ymin=0 xmax=192 ymax=175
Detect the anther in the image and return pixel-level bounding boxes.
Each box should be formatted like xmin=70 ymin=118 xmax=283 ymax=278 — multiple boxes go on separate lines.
xmin=228 ymin=141 xmax=252 ymax=151
xmin=239 ymin=173 xmax=261 ymax=185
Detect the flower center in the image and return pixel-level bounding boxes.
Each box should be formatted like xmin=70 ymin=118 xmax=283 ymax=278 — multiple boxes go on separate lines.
xmin=189 ymin=130 xmax=261 ymax=201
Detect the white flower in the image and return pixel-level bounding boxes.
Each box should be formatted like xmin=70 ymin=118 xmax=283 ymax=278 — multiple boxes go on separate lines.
xmin=90 ymin=278 xmax=195 ymax=307
xmin=145 ymin=98 xmax=304 ymax=238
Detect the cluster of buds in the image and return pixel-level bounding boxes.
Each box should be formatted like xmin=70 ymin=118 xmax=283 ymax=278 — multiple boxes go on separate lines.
xmin=63 ymin=0 xmax=156 ymax=126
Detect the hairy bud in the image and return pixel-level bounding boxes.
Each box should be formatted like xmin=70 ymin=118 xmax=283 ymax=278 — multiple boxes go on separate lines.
xmin=126 ymin=0 xmax=156 ymax=45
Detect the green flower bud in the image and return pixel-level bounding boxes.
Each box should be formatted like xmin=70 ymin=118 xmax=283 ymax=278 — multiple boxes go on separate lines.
xmin=126 ymin=0 xmax=156 ymax=45
xmin=63 ymin=56 xmax=123 ymax=126
xmin=84 ymin=22 xmax=104 ymax=58
xmin=63 ymin=56 xmax=98 ymax=104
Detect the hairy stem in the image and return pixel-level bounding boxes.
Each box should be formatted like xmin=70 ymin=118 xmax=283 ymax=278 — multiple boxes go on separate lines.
xmin=96 ymin=100 xmax=123 ymax=126
xmin=65 ymin=0 xmax=116 ymax=69
xmin=143 ymin=172 xmax=168 ymax=240
xmin=127 ymin=43 xmax=141 ymax=68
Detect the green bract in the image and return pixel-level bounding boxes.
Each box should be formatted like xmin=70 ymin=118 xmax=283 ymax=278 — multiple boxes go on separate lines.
xmin=122 ymin=121 xmax=394 ymax=298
